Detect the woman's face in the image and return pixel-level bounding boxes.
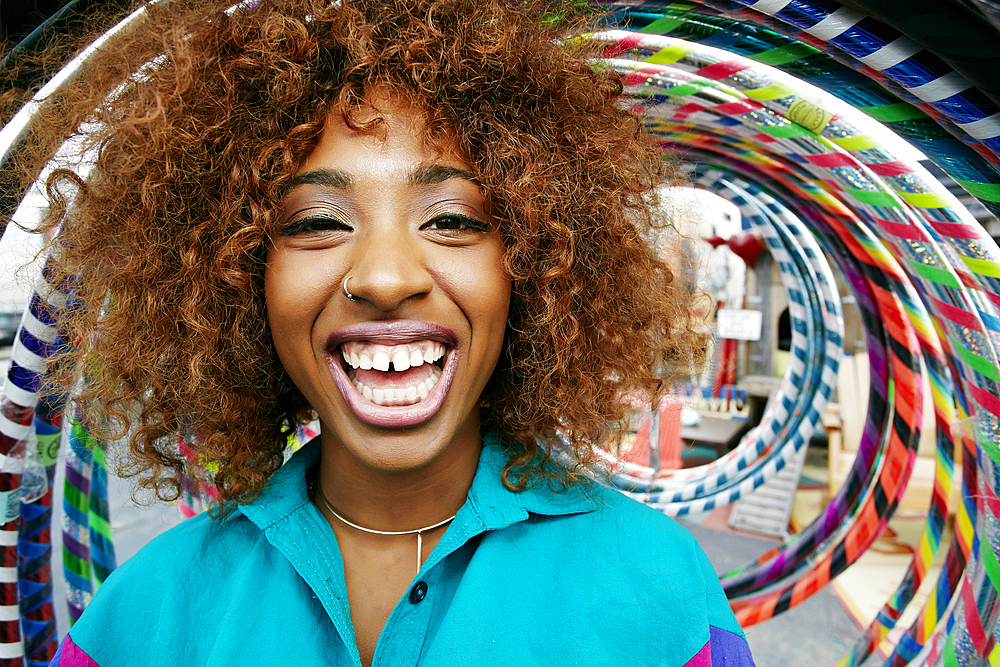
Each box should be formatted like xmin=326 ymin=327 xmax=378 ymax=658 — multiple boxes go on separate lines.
xmin=265 ymin=98 xmax=510 ymax=473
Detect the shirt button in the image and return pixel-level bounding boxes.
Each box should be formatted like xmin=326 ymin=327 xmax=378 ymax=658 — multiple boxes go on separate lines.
xmin=409 ymin=581 xmax=428 ymax=604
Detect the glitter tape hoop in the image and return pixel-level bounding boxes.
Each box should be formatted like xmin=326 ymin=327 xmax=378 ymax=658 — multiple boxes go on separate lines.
xmin=0 ymin=2 xmax=997 ymax=665
xmin=593 ymin=7 xmax=1000 ymax=664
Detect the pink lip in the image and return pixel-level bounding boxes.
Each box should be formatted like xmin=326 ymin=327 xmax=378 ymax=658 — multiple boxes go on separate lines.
xmin=325 ymin=321 xmax=459 ymax=429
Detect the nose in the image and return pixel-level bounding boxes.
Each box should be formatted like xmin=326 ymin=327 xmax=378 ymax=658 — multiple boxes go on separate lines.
xmin=345 ymin=227 xmax=433 ymax=311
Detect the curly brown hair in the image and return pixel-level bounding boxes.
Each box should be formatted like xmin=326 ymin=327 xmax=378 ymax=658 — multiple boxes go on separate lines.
xmin=16 ymin=0 xmax=703 ymax=504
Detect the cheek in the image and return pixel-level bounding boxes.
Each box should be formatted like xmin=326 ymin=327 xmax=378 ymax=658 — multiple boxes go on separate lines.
xmin=487 ymin=280 xmax=512 ymax=340
xmin=475 ymin=276 xmax=512 ymax=395
xmin=263 ymin=256 xmax=289 ymax=336
xmin=466 ymin=254 xmax=511 ymax=358
xmin=482 ymin=246 xmax=511 ymax=321
xmin=264 ymin=251 xmax=316 ymax=367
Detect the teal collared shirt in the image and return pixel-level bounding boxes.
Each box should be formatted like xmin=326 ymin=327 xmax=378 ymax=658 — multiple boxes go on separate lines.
xmin=61 ymin=435 xmax=753 ymax=666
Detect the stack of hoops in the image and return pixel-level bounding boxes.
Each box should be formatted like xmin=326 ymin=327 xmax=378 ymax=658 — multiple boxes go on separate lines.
xmin=590 ymin=2 xmax=1000 ymax=666
xmin=0 ymin=1 xmax=998 ymax=665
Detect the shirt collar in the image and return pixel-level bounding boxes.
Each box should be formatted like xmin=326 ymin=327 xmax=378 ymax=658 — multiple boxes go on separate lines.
xmin=238 ymin=432 xmax=599 ymax=532
xmin=470 ymin=432 xmax=599 ymax=523
xmin=237 ymin=439 xmax=320 ymax=528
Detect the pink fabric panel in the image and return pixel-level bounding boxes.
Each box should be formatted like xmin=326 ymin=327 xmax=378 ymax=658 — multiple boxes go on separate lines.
xmin=50 ymin=635 xmax=101 ymax=667
xmin=682 ymin=641 xmax=712 ymax=667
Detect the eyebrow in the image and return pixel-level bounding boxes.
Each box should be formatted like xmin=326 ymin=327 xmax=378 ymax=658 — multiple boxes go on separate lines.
xmin=285 ymin=164 xmax=479 ymax=193
xmin=408 ymin=165 xmax=479 ymax=186
xmin=287 ymin=169 xmax=352 ymax=190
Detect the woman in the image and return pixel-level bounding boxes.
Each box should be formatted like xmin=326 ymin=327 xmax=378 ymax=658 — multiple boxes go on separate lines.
xmin=25 ymin=0 xmax=755 ymax=665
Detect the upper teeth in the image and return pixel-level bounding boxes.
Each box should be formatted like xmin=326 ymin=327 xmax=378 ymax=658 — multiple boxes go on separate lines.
xmin=341 ymin=341 xmax=445 ymax=371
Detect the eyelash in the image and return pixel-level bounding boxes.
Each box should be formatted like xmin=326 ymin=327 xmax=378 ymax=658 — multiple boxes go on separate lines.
xmin=281 ymin=213 xmax=488 ymax=235
xmin=281 ymin=215 xmax=351 ymax=235
xmin=420 ymin=214 xmax=489 ymax=232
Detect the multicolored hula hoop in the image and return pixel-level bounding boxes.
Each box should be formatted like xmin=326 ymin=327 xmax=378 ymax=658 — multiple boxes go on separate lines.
xmin=592 ymin=3 xmax=1000 ymax=665
xmin=0 ymin=2 xmax=997 ymax=666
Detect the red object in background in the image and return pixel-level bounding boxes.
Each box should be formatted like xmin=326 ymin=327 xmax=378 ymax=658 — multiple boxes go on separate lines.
xmin=713 ymin=337 xmax=738 ymax=408
xmin=703 ymin=235 xmax=727 ymax=248
xmin=727 ymin=232 xmax=766 ymax=269
xmin=620 ymin=398 xmax=684 ymax=470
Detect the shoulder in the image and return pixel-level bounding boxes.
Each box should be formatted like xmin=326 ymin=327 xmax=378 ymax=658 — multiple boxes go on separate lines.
xmin=65 ymin=511 xmax=268 ymax=660
xmin=473 ymin=477 xmax=754 ymax=664
xmin=552 ymin=480 xmax=714 ymax=597
xmin=590 ymin=484 xmax=748 ymax=639
xmin=522 ymin=479 xmax=747 ymax=636
xmin=584 ymin=479 xmax=697 ymax=546
xmin=105 ymin=509 xmax=265 ymax=587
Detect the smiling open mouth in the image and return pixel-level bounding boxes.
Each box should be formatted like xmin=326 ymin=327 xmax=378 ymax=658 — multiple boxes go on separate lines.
xmin=325 ymin=321 xmax=459 ymax=429
xmin=341 ymin=340 xmax=445 ymax=406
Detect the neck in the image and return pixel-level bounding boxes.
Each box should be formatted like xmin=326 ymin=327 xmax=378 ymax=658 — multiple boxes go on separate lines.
xmin=316 ymin=422 xmax=482 ymax=532
xmin=319 ymin=492 xmax=458 ymax=535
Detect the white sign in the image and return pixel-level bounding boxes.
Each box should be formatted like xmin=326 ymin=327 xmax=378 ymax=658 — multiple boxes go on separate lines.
xmin=717 ymin=309 xmax=763 ymax=341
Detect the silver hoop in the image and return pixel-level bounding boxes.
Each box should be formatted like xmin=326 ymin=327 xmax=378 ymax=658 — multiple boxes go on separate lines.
xmin=343 ymin=275 xmax=360 ymax=301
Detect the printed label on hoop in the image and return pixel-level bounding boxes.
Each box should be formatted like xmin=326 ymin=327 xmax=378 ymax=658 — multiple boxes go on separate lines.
xmin=788 ymin=95 xmax=833 ymax=134
xmin=37 ymin=433 xmax=59 ymax=467
xmin=0 ymin=489 xmax=21 ymax=524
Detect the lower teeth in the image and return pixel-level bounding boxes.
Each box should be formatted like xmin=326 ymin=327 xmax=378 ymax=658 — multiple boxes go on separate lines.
xmin=350 ymin=369 xmax=442 ymax=406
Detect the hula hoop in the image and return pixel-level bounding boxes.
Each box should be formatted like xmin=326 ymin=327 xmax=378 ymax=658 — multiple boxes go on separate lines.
xmin=0 ymin=2 xmax=997 ymax=665
xmin=594 ymin=5 xmax=1000 ymax=663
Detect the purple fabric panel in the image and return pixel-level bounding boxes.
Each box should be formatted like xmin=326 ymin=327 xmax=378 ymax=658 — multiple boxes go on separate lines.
xmin=709 ymin=626 xmax=755 ymax=667
xmin=49 ymin=634 xmax=102 ymax=667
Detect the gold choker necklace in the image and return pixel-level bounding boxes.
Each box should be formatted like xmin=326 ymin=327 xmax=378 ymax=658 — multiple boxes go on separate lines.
xmin=318 ymin=490 xmax=456 ymax=575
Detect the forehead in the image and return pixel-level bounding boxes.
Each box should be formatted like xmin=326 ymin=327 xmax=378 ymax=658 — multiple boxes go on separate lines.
xmin=297 ymin=97 xmax=470 ymax=179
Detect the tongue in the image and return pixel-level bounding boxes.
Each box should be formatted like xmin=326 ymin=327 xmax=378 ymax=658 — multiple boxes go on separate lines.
xmin=354 ymin=364 xmax=434 ymax=390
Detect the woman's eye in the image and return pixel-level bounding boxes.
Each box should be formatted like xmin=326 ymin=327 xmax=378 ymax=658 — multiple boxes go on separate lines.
xmin=281 ymin=215 xmax=352 ymax=235
xmin=421 ymin=214 xmax=488 ymax=232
